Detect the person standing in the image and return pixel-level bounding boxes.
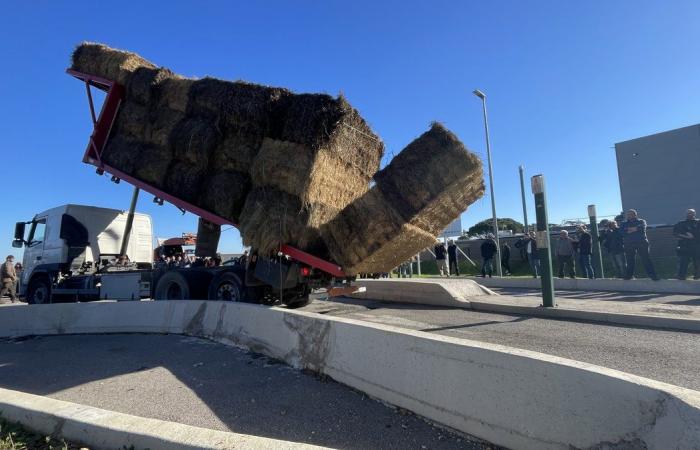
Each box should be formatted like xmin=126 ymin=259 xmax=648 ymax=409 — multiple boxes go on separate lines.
xmin=434 ymin=241 xmax=449 ymax=277
xmin=621 ymin=209 xmax=658 ymax=280
xmin=673 ymin=208 xmax=700 ymax=280
xmin=501 ymin=242 xmax=511 ymax=275
xmin=601 ymin=221 xmax=626 ymax=278
xmin=1 ymin=255 xmax=18 ymax=303
xmin=447 ymin=240 xmax=459 ymax=276
xmin=480 ymin=235 xmax=498 ymax=278
xmin=576 ymin=225 xmax=595 ymax=279
xmin=555 ymin=231 xmax=576 ymax=279
xmin=525 ymin=231 xmax=540 ymax=278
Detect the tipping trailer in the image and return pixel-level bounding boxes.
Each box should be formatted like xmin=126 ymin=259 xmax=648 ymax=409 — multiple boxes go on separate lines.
xmin=9 ymin=70 xmax=363 ymax=307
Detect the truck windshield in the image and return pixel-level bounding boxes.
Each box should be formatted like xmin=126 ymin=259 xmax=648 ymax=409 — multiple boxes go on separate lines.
xmin=28 ymin=219 xmax=46 ymax=246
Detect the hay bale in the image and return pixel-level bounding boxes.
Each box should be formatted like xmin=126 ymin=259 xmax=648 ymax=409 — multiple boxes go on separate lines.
xmin=101 ymin=135 xmax=141 ymax=175
xmin=188 ymin=78 xmax=288 ymax=132
xmin=133 ymin=145 xmax=172 ymax=188
xmin=164 ymin=160 xmax=206 ymax=203
xmin=145 ymin=107 xmax=186 ymax=148
xmin=199 ymin=170 xmax=251 ymax=222
xmin=250 ymin=138 xmax=370 ymax=208
xmin=158 ymin=76 xmax=195 ymax=113
xmin=113 ymin=101 xmax=149 ymax=139
xmin=238 ymin=188 xmax=307 ymax=254
xmin=210 ymin=130 xmax=264 ymax=173
xmin=277 ymin=94 xmax=383 ymax=178
xmin=170 ymin=117 xmax=220 ymax=167
xmin=127 ymin=67 xmax=174 ymax=105
xmin=375 ymin=123 xmax=485 ymax=235
xmin=71 ymin=43 xmax=155 ymax=85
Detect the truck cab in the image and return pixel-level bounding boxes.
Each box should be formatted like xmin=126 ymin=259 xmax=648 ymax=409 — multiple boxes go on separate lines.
xmin=13 ymin=204 xmax=153 ymax=303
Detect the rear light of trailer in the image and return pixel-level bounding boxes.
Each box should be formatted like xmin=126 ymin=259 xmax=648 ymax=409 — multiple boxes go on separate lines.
xmin=300 ymin=267 xmax=311 ymax=277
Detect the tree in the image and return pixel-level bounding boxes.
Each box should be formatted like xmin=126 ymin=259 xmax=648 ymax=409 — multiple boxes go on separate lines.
xmin=467 ymin=218 xmax=524 ymax=236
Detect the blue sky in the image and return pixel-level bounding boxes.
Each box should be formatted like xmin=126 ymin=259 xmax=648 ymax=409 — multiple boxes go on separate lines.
xmin=1 ymin=1 xmax=699 ymax=258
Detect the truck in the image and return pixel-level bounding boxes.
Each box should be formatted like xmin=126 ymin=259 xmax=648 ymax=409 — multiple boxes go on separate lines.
xmin=9 ymin=69 xmax=361 ymax=307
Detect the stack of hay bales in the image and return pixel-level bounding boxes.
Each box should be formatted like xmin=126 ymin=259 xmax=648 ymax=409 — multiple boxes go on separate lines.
xmin=321 ymin=123 xmax=484 ymax=274
xmin=70 ymin=43 xmax=484 ymax=275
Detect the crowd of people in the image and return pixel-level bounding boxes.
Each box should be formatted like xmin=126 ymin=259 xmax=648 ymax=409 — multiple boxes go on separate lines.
xmin=429 ymin=208 xmax=700 ymax=281
xmin=155 ymin=253 xmax=225 ymax=270
xmin=512 ymin=208 xmax=700 ymax=280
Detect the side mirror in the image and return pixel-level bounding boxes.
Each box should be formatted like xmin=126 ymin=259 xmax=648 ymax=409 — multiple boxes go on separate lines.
xmin=14 ymin=222 xmax=25 ymax=242
xmin=12 ymin=240 xmax=23 ymax=249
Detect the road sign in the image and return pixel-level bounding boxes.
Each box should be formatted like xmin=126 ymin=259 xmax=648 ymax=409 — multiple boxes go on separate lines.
xmin=439 ymin=217 xmax=462 ymax=238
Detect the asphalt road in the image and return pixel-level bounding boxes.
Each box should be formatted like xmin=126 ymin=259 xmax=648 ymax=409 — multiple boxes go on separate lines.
xmin=0 ymin=334 xmax=496 ymax=450
xmin=301 ymin=297 xmax=700 ymax=391
xmin=489 ymin=287 xmax=700 ymax=307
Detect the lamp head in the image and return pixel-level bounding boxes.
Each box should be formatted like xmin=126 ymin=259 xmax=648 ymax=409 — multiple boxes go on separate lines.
xmin=473 ymin=89 xmax=486 ymax=99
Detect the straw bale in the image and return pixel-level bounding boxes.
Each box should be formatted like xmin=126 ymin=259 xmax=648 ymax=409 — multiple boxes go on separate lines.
xmin=277 ymin=94 xmax=383 ymax=177
xmin=250 ymin=138 xmax=370 ymax=208
xmin=170 ymin=117 xmax=221 ymax=167
xmin=71 ymin=43 xmax=155 ymax=85
xmin=128 ymin=67 xmax=174 ymax=105
xmin=164 ymin=161 xmax=206 ymax=203
xmin=158 ymin=76 xmax=195 ymax=113
xmin=199 ymin=170 xmax=251 ymax=222
xmin=188 ymin=78 xmax=289 ymax=132
xmin=238 ymin=188 xmax=307 ymax=254
xmin=101 ymin=135 xmax=141 ymax=175
xmin=113 ymin=101 xmax=149 ymax=140
xmin=133 ymin=145 xmax=172 ymax=188
xmin=209 ymin=130 xmax=264 ymax=173
xmin=146 ymin=107 xmax=186 ymax=148
xmin=375 ymin=123 xmax=485 ymax=235
xmin=345 ymin=224 xmax=436 ymax=275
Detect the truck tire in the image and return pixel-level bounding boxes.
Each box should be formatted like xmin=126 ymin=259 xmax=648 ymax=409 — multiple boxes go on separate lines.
xmin=154 ymin=271 xmax=190 ymax=300
xmin=27 ymin=276 xmax=51 ymax=305
xmin=207 ymin=272 xmax=243 ymax=301
xmin=283 ymin=296 xmax=311 ymax=309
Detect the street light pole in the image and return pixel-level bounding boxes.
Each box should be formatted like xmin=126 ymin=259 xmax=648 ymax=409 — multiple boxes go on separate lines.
xmin=519 ymin=165 xmax=529 ymax=233
xmin=588 ymin=204 xmax=605 ymax=279
xmin=473 ymin=89 xmax=502 ymax=276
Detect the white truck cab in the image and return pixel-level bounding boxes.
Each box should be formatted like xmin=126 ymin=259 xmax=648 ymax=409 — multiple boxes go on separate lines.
xmin=13 ymin=204 xmax=153 ymax=303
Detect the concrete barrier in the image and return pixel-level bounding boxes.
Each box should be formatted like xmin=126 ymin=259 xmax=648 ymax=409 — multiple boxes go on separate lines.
xmin=351 ymin=278 xmax=495 ymax=308
xmin=0 ymin=301 xmax=698 ymax=449
xmin=0 ymin=387 xmax=323 ymax=450
xmin=470 ymin=275 xmax=700 ymax=294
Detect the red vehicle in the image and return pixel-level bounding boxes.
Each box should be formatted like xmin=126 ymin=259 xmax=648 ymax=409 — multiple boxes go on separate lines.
xmin=67 ymin=69 xmax=360 ymax=308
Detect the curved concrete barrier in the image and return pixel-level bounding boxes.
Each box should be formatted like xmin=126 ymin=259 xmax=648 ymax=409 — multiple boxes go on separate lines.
xmin=0 ymin=301 xmax=698 ymax=449
xmin=0 ymin=387 xmax=324 ymax=450
xmin=351 ymin=278 xmax=496 ymax=308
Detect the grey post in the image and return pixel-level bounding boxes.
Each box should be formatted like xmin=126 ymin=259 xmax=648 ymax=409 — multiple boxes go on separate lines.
xmin=119 ymin=186 xmax=140 ymax=258
xmin=519 ymin=165 xmax=529 ymax=232
xmin=473 ymin=89 xmax=502 ymax=276
xmin=588 ymin=204 xmax=605 ymax=279
xmin=531 ymin=175 xmax=555 ymax=307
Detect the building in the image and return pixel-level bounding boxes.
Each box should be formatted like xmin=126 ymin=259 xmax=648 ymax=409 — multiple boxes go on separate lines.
xmin=615 ymin=123 xmax=700 ymax=226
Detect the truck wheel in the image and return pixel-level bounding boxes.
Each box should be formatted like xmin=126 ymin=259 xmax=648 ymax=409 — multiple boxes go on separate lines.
xmin=154 ymin=272 xmax=190 ymax=300
xmin=207 ymin=272 xmax=242 ymax=302
xmin=283 ymin=295 xmax=311 ymax=309
xmin=27 ymin=277 xmax=51 ymax=305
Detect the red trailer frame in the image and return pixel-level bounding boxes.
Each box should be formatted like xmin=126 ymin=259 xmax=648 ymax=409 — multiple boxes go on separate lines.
xmin=67 ymin=69 xmax=346 ymax=278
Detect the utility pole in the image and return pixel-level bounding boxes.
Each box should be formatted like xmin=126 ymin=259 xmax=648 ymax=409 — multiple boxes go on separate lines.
xmin=473 ymin=89 xmax=502 ymax=276
xmin=588 ymin=205 xmax=605 ymax=279
xmin=531 ymin=175 xmax=555 ymax=307
xmin=519 ymin=165 xmax=529 ymax=233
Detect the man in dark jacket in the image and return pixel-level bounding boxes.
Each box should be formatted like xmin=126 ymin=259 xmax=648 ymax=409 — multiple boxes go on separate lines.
xmin=434 ymin=241 xmax=448 ymax=277
xmin=501 ymin=243 xmax=511 ymax=275
xmin=621 ymin=209 xmax=658 ymax=280
xmin=600 ymin=220 xmax=626 ymax=278
xmin=673 ymin=209 xmax=699 ymax=280
xmin=576 ymin=225 xmax=594 ymax=279
xmin=555 ymin=231 xmax=576 ymax=278
xmin=480 ymin=236 xmax=498 ymax=277
xmin=447 ymin=240 xmax=459 ymax=276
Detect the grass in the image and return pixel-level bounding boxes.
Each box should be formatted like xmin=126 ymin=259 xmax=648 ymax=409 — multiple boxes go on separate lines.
xmin=0 ymin=419 xmax=84 ymax=450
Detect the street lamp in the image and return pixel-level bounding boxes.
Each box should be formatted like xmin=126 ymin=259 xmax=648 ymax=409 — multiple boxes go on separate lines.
xmin=473 ymin=89 xmax=502 ymax=276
